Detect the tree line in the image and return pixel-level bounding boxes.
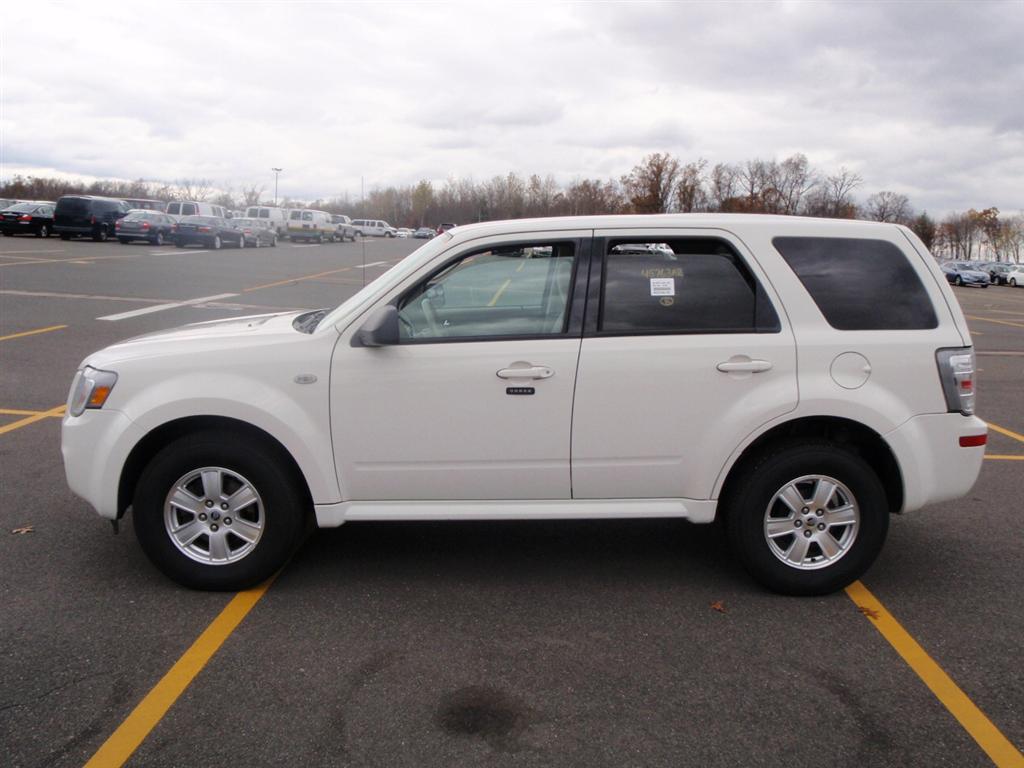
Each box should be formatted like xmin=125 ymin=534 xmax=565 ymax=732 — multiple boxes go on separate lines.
xmin=2 ymin=152 xmax=1020 ymax=262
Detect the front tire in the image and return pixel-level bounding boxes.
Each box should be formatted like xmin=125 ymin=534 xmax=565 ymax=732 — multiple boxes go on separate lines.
xmin=724 ymin=440 xmax=889 ymax=596
xmin=1011 ymin=278 xmax=1018 ymax=287
xmin=133 ymin=431 xmax=308 ymax=590
xmin=213 ymin=235 xmax=222 ymax=250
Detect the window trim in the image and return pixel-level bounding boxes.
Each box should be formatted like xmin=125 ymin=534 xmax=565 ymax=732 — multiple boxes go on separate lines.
xmin=584 ymin=235 xmax=782 ymax=338
xmin=392 ymin=237 xmax=592 ymax=345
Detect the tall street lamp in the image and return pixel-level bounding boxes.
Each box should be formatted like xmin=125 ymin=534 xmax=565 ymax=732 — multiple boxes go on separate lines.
xmin=271 ymin=167 xmax=282 ymax=206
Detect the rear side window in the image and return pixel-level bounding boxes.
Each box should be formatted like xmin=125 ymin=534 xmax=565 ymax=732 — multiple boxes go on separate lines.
xmin=599 ymin=238 xmax=779 ymax=334
xmin=181 ymin=203 xmax=197 ymax=216
xmin=773 ymin=237 xmax=937 ymax=331
xmin=57 ymin=197 xmax=89 ymax=215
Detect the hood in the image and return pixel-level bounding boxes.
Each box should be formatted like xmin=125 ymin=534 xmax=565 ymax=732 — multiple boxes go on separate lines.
xmin=83 ymin=311 xmax=308 ymax=368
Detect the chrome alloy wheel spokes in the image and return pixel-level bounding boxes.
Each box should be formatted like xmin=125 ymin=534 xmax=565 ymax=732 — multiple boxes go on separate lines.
xmin=163 ymin=466 xmax=264 ymax=565
xmin=763 ymin=474 xmax=860 ymax=570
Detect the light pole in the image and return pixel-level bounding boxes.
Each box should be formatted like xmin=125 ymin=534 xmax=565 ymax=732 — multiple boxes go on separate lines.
xmin=271 ymin=167 xmax=282 ymax=206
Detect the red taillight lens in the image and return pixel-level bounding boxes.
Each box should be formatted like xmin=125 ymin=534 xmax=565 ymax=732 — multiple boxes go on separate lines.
xmin=198 ymin=226 xmax=211 ymax=233
xmin=959 ymin=434 xmax=987 ymax=448
xmin=115 ymin=221 xmax=122 ymax=229
xmin=90 ymin=216 xmax=96 ymax=224
xmin=19 ymin=214 xmax=31 ymax=221
xmin=141 ymin=222 xmax=150 ymax=229
xmin=935 ymin=348 xmax=976 ymax=415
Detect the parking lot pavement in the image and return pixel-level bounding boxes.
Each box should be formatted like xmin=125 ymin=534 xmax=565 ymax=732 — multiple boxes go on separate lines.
xmin=0 ymin=237 xmax=1021 ymax=767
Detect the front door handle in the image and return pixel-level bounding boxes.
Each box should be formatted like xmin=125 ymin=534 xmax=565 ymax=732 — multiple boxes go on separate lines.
xmin=497 ymin=363 xmax=554 ymax=380
xmin=717 ymin=359 xmax=773 ymax=373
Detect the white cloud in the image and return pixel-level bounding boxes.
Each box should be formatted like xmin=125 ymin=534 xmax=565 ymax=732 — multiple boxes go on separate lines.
xmin=2 ymin=0 xmax=1022 ymax=214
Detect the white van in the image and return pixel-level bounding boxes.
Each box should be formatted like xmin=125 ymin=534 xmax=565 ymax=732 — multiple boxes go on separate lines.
xmin=287 ymin=209 xmax=334 ymax=243
xmin=351 ymin=219 xmax=396 ymax=237
xmin=166 ymin=201 xmax=228 ymax=220
xmin=244 ymin=206 xmax=288 ymax=237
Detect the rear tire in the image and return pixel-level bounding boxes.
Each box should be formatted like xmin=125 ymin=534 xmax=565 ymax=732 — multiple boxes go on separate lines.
xmin=724 ymin=440 xmax=889 ymax=596
xmin=37 ymin=225 xmax=49 ymax=238
xmin=213 ymin=235 xmax=222 ymax=250
xmin=955 ymin=276 xmax=963 ymax=286
xmin=133 ymin=431 xmax=308 ymax=590
xmin=94 ymin=227 xmax=109 ymax=242
xmin=153 ymin=233 xmax=164 ymax=246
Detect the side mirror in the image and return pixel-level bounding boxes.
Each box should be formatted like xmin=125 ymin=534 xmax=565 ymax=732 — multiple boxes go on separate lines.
xmin=353 ymin=304 xmax=400 ymax=347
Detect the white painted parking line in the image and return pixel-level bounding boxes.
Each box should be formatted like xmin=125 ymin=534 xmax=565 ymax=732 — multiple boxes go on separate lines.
xmin=98 ymin=293 xmax=239 ymax=321
xmin=0 ymin=249 xmax=66 ymax=255
xmin=291 ymin=244 xmax=323 ymax=248
xmin=360 ymin=261 xmax=388 ymax=268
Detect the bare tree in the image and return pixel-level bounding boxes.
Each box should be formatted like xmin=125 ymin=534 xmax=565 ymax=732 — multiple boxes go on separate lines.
xmin=708 ymin=162 xmax=739 ymax=211
xmin=803 ymin=168 xmax=862 ymax=218
xmin=774 ymin=154 xmax=817 ymax=215
xmin=864 ymin=190 xmax=912 ymax=223
xmin=241 ymin=184 xmax=265 ymax=207
xmin=621 ymin=152 xmax=680 ymax=213
xmin=174 ymin=178 xmax=214 ymax=201
xmin=674 ymin=159 xmax=708 ymax=212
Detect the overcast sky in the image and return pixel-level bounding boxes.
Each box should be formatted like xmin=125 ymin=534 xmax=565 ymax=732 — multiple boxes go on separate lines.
xmin=3 ymin=1 xmax=1022 ymax=215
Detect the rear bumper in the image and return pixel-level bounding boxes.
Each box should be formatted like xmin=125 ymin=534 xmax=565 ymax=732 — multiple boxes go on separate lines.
xmin=54 ymin=224 xmax=97 ymax=235
xmin=885 ymin=413 xmax=987 ymax=512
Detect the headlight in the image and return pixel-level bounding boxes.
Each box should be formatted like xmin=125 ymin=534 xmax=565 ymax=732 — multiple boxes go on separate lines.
xmin=68 ymin=366 xmax=118 ymax=417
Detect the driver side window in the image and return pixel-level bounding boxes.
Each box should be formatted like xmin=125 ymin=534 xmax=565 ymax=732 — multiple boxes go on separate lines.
xmin=398 ymin=242 xmax=576 ymax=341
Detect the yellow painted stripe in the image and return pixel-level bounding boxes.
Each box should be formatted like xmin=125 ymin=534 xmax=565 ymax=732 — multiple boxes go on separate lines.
xmin=488 ymin=278 xmax=512 ymax=307
xmin=0 ymin=407 xmax=65 ymax=417
xmin=988 ymin=422 xmax=1024 ymax=445
xmin=244 ymin=266 xmax=352 ymax=293
xmin=984 ymin=455 xmax=1024 ymax=461
xmin=965 ymin=314 xmax=1024 ymax=329
xmin=846 ymin=581 xmax=1024 ymax=767
xmin=0 ymin=324 xmax=66 ymax=342
xmin=84 ymin=576 xmax=277 ymax=767
xmin=0 ymin=405 xmax=65 ymax=435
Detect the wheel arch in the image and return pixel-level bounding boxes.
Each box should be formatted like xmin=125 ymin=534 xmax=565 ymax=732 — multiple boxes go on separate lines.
xmin=716 ymin=416 xmax=904 ymax=516
xmin=118 ymin=415 xmax=314 ymax=519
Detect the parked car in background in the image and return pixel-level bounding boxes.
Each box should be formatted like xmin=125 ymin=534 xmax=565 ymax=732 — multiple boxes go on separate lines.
xmin=232 ymin=218 xmax=277 ymax=247
xmin=166 ymin=201 xmax=229 ymax=219
xmin=172 ymin=215 xmax=244 ymax=249
xmin=940 ymin=261 xmax=990 ymax=288
xmin=436 ymin=222 xmax=457 ymax=235
xmin=115 ymin=210 xmax=177 ymax=245
xmin=0 ymin=202 xmax=55 ymax=237
xmin=245 ymin=206 xmax=289 ymax=237
xmin=1006 ymin=265 xmax=1024 ymax=287
xmin=288 ymin=209 xmax=334 ymax=243
xmin=413 ymin=227 xmax=435 ymax=239
xmin=981 ymin=262 xmax=1018 ymax=285
xmin=351 ymin=219 xmax=396 ymax=237
xmin=123 ymin=198 xmax=167 ymax=212
xmin=395 ymin=228 xmax=413 ymax=238
xmin=54 ymin=196 xmax=132 ymax=241
xmin=331 ymin=214 xmax=356 ymax=242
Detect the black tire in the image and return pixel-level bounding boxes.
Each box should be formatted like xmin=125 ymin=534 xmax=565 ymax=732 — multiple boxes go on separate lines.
xmin=153 ymin=232 xmax=164 ymax=246
xmin=723 ymin=439 xmax=889 ymax=596
xmin=1011 ymin=278 xmax=1018 ymax=287
xmin=37 ymin=225 xmax=49 ymax=238
xmin=133 ymin=430 xmax=308 ymax=590
xmin=94 ymin=227 xmax=108 ymax=242
xmin=955 ymin=276 xmax=963 ymax=286
xmin=271 ymin=235 xmax=277 ymax=247
xmin=213 ymin=235 xmax=222 ymax=250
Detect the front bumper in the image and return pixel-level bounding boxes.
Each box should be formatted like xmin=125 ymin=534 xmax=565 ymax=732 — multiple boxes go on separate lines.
xmin=62 ymin=408 xmax=146 ymax=520
xmin=885 ymin=413 xmax=987 ymax=512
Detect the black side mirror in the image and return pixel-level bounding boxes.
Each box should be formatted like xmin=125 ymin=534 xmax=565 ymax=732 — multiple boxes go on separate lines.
xmin=353 ymin=304 xmax=400 ymax=347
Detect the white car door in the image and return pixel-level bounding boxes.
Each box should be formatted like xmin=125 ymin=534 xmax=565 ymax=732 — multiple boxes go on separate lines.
xmin=331 ymin=235 xmax=590 ymax=501
xmin=571 ymin=229 xmax=798 ymax=500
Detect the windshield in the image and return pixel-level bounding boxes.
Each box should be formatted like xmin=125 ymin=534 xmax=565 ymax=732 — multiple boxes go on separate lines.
xmin=314 ymin=232 xmax=453 ymax=331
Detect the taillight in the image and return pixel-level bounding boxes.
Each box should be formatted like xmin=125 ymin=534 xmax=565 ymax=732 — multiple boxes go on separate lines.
xmin=936 ymin=347 xmax=976 ymax=415
xmin=141 ymin=222 xmax=150 ymax=229
xmin=19 ymin=214 xmax=31 ymax=221
xmin=90 ymin=215 xmax=96 ymax=224
xmin=115 ymin=221 xmax=122 ymax=229
xmin=198 ymin=226 xmax=211 ymax=233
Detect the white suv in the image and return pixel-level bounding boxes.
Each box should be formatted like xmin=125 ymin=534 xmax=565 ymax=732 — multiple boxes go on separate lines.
xmin=62 ymin=215 xmax=986 ymax=594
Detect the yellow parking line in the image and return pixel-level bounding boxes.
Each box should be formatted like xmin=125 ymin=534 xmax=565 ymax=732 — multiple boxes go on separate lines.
xmin=988 ymin=422 xmax=1024 ymax=445
xmin=0 ymin=407 xmax=65 ymax=418
xmin=965 ymin=314 xmax=1024 ymax=329
xmin=488 ymin=278 xmax=512 ymax=306
xmin=984 ymin=455 xmax=1024 ymax=461
xmin=0 ymin=324 xmax=67 ymax=342
xmin=846 ymin=581 xmax=1024 ymax=767
xmin=0 ymin=405 xmax=66 ymax=435
xmin=84 ymin=575 xmax=278 ymax=768
xmin=244 ymin=266 xmax=352 ymax=292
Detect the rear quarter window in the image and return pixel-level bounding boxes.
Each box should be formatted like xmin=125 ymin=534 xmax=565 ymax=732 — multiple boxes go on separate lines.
xmin=773 ymin=237 xmax=938 ymax=331
xmin=57 ymin=197 xmax=90 ymax=215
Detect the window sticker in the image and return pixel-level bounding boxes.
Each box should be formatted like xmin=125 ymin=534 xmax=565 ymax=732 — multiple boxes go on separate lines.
xmin=649 ymin=278 xmax=675 ymax=297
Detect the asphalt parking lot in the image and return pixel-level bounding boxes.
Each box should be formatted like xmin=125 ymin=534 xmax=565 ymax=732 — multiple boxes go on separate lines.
xmin=0 ymin=235 xmax=1021 ymax=768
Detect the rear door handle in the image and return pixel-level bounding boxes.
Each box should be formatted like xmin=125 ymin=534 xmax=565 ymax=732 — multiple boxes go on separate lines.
xmin=717 ymin=359 xmax=773 ymax=373
xmin=497 ymin=364 xmax=554 ymax=380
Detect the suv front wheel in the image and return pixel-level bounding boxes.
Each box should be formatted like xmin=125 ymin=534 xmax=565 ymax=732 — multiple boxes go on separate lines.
xmin=724 ymin=440 xmax=889 ymax=596
xmin=133 ymin=431 xmax=308 ymax=590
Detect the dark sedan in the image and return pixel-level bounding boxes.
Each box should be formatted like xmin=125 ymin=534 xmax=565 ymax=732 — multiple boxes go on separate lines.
xmin=981 ymin=262 xmax=1017 ymax=285
xmin=172 ymin=216 xmax=244 ymax=249
xmin=231 ymin=218 xmax=278 ymax=248
xmin=115 ymin=211 xmax=177 ymax=245
xmin=941 ymin=261 xmax=990 ymax=288
xmin=413 ymin=227 xmax=435 ymax=239
xmin=0 ymin=202 xmax=55 ymax=237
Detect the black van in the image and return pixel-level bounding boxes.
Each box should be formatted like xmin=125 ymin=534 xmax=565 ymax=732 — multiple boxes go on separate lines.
xmin=54 ymin=196 xmax=132 ymax=241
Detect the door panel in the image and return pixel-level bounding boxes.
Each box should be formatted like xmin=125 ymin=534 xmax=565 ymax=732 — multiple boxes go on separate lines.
xmin=571 ymin=229 xmax=798 ymax=500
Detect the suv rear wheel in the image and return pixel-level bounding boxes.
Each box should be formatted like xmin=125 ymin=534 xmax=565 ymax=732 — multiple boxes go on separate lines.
xmin=133 ymin=431 xmax=307 ymax=590
xmin=724 ymin=440 xmax=889 ymax=595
